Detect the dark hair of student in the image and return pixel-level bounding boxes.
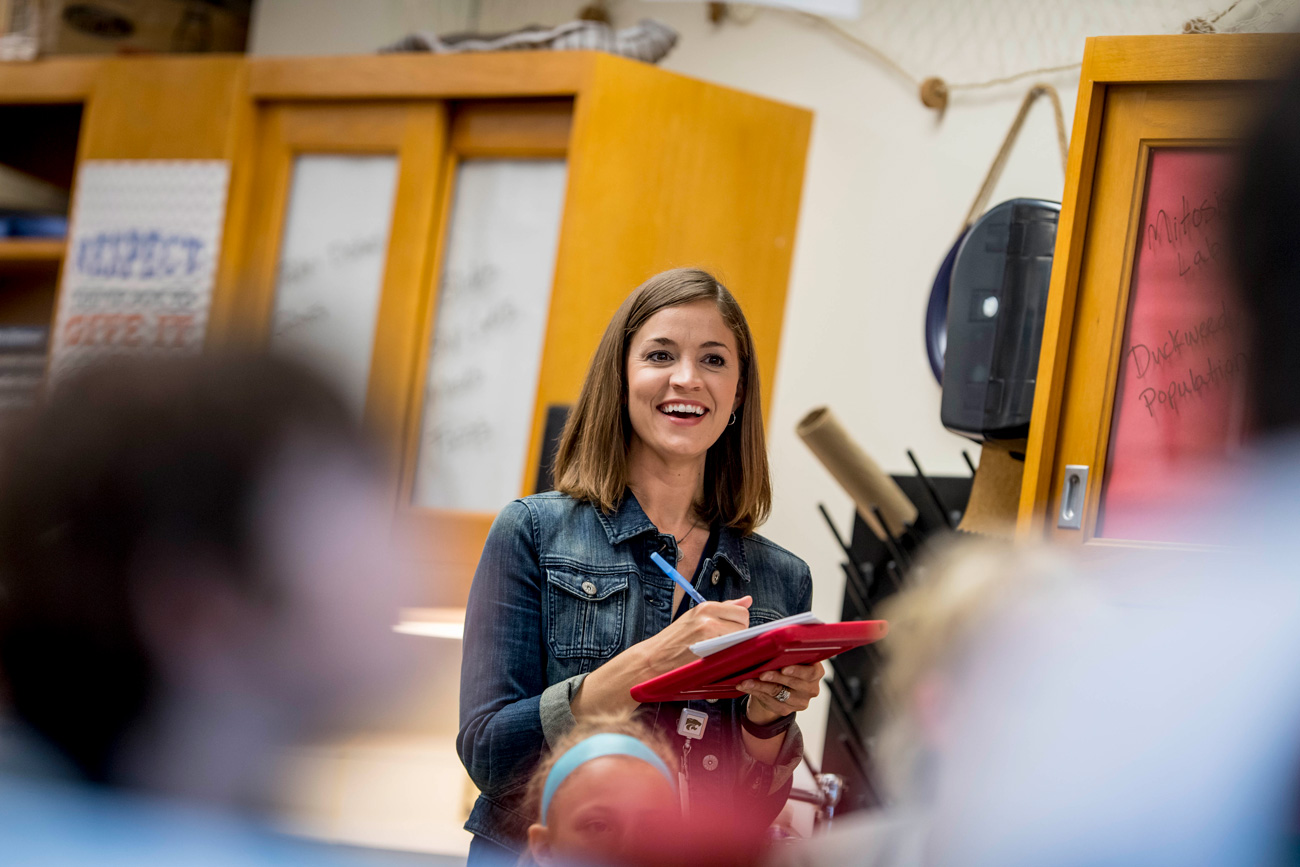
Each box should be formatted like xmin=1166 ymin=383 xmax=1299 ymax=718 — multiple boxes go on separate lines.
xmin=1231 ymin=58 xmax=1300 ymax=434
xmin=0 ymin=353 xmax=367 ymax=782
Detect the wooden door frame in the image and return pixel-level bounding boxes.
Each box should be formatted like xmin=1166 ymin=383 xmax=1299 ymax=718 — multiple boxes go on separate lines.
xmin=209 ymin=100 xmax=449 ymax=456
xmin=394 ymin=98 xmax=573 ymax=608
xmin=1016 ymin=34 xmax=1300 ymax=543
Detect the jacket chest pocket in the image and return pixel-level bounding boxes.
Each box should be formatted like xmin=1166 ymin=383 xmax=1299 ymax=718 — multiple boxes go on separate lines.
xmin=544 ymin=568 xmax=630 ymax=660
xmin=748 ymin=607 xmax=786 ymax=626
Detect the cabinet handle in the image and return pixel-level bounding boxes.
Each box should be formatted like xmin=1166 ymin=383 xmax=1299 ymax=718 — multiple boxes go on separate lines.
xmin=1057 ymin=464 xmax=1089 ymax=530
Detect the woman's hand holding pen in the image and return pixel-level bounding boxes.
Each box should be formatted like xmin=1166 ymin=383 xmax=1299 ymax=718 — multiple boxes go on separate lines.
xmin=641 ymin=595 xmax=753 ymax=674
xmin=739 ymin=661 xmax=824 ymax=722
xmin=571 ymin=595 xmax=752 ymax=719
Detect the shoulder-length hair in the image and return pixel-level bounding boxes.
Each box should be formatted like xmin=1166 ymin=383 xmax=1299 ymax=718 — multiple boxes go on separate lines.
xmin=553 ymin=268 xmax=771 ymax=533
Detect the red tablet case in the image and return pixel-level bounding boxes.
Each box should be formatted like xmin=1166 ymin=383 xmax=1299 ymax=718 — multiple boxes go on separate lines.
xmin=630 ymin=620 xmax=888 ymax=703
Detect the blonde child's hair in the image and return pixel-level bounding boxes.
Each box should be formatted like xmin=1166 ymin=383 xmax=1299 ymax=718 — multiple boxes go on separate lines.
xmin=524 ymin=713 xmax=677 ymax=825
xmin=873 ymin=537 xmax=1070 ymax=802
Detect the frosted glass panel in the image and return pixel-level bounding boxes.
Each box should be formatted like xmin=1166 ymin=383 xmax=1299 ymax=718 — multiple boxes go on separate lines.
xmin=271 ymin=155 xmax=399 ymax=415
xmin=412 ymin=159 xmax=568 ymax=511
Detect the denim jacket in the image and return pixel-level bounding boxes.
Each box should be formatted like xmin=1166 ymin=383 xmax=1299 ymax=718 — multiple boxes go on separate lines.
xmin=457 ymin=490 xmax=813 ymax=853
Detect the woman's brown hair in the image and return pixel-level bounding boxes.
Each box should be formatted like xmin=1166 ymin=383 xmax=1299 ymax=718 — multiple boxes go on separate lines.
xmin=552 ymin=268 xmax=771 ymax=533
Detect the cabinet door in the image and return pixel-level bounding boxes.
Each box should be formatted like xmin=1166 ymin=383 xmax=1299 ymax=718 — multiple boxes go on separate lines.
xmin=1030 ymin=83 xmax=1253 ymax=548
xmin=396 ymin=100 xmax=572 ymax=605
xmin=220 ymin=99 xmax=573 ymax=606
xmin=215 ymin=101 xmax=448 ymax=449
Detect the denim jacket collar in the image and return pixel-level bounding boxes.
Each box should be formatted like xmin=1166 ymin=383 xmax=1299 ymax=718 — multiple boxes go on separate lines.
xmin=595 ymin=491 xmax=752 ymax=583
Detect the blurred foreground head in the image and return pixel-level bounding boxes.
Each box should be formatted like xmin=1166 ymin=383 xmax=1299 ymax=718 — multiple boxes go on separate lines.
xmin=873 ymin=539 xmax=1071 ymax=805
xmin=0 ymin=353 xmax=410 ymax=803
xmin=1233 ymin=56 xmax=1300 ymax=434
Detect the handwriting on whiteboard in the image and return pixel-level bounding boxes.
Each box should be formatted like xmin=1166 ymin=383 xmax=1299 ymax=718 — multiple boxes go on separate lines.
xmin=422 ymin=263 xmax=512 ymax=457
xmin=267 ymin=153 xmax=400 ymax=416
xmin=411 ymin=159 xmax=568 ymax=512
xmin=277 ymin=234 xmax=389 ymax=294
xmin=1121 ymin=183 xmax=1248 ymax=424
xmin=1098 ymin=149 xmax=1247 ymax=543
xmin=1143 ymin=193 xmax=1225 ymax=279
xmin=272 ymin=234 xmax=389 ymax=340
xmin=1126 ymin=300 xmax=1248 ymax=418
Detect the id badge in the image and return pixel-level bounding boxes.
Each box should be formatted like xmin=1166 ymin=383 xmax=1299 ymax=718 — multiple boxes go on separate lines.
xmin=677 ymin=708 xmax=708 ymax=740
xmin=677 ymin=709 xmax=707 ymax=815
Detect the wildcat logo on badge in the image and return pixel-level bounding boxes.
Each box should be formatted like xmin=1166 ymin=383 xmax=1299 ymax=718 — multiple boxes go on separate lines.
xmin=677 ymin=708 xmax=708 ymax=740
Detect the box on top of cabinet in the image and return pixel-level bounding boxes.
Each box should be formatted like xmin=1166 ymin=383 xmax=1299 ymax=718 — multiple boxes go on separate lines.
xmin=34 ymin=0 xmax=250 ymax=56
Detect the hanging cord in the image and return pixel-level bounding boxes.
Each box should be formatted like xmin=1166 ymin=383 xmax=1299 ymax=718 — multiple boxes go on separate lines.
xmin=792 ymin=10 xmax=919 ymax=89
xmin=947 ymin=62 xmax=1084 ymax=94
xmin=961 ymin=82 xmax=1069 ymax=230
xmin=774 ymin=1 xmax=1269 ymax=109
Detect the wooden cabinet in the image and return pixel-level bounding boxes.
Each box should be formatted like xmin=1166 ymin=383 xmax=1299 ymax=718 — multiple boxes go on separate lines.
xmin=1 ymin=56 xmax=249 ymax=343
xmin=0 ymin=62 xmax=94 ymax=350
xmin=0 ymin=53 xmax=812 ymax=605
xmin=1017 ymin=35 xmax=1297 ymax=549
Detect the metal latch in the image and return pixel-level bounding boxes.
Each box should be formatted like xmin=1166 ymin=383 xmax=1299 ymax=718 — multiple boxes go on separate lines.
xmin=1057 ymin=464 xmax=1089 ymax=530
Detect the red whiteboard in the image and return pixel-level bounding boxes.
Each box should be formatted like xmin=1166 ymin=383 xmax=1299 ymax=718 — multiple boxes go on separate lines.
xmin=1096 ymin=149 xmax=1247 ymax=543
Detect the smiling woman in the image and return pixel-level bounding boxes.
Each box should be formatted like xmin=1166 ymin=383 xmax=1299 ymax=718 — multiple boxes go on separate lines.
xmin=457 ymin=268 xmax=818 ymax=865
xmin=627 ymin=300 xmax=742 ymax=483
xmin=553 ymin=271 xmax=770 ymax=533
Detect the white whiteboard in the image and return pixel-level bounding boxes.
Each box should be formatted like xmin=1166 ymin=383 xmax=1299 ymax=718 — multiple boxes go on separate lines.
xmin=271 ymin=155 xmax=399 ymax=416
xmin=412 ymin=159 xmax=568 ymax=512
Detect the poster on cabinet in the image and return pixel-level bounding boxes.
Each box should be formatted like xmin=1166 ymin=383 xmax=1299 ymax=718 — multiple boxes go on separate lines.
xmin=49 ymin=160 xmax=230 ymax=380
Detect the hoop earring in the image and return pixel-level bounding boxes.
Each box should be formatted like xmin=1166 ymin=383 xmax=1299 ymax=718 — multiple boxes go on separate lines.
xmin=728 ymin=412 xmax=737 ymax=426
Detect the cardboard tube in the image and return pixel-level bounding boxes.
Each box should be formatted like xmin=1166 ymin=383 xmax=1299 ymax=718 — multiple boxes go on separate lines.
xmin=796 ymin=406 xmax=918 ymax=540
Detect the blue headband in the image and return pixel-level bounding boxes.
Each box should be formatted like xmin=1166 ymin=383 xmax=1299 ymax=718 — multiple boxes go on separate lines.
xmin=540 ymin=733 xmax=677 ymax=823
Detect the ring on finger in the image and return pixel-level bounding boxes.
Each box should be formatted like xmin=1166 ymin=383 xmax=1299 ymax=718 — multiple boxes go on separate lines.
xmin=775 ymin=687 xmax=791 ymax=703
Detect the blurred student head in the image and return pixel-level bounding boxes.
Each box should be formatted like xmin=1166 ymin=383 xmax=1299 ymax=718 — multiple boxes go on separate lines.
xmin=916 ymin=74 xmax=1300 ymax=865
xmin=1232 ymin=58 xmax=1300 ymax=435
xmin=873 ymin=539 xmax=1070 ymax=804
xmin=0 ymin=353 xmax=411 ymax=804
xmin=525 ymin=715 xmax=679 ymax=866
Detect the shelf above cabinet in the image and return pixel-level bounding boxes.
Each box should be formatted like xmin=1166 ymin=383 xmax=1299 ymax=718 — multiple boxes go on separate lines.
xmin=0 ymin=238 xmax=65 ymax=264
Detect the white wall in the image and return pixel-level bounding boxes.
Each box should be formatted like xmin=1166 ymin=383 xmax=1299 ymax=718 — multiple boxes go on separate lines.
xmin=247 ymin=0 xmax=1242 ymax=856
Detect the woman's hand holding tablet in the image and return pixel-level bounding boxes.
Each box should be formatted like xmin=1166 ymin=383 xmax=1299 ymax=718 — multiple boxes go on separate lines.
xmin=631 ymin=620 xmax=888 ymax=703
xmin=640 ymin=595 xmax=754 ymax=673
xmin=575 ymin=594 xmax=755 ymax=718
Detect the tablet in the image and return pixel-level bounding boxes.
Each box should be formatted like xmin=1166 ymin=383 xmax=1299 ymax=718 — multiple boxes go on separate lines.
xmin=630 ymin=620 xmax=888 ymax=703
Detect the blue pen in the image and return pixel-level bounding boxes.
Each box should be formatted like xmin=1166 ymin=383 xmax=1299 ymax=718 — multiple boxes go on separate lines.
xmin=650 ymin=550 xmax=707 ymax=606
